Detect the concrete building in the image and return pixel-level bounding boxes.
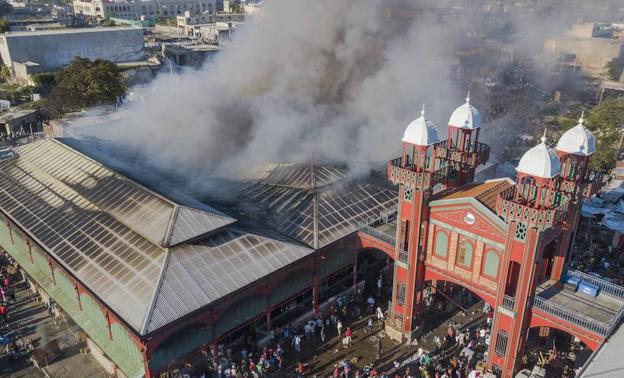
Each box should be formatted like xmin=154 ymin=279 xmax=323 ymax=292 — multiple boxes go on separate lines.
xmin=544 ymin=22 xmax=624 ymax=78
xmin=176 ymin=10 xmax=242 ymax=41
xmin=0 ymin=27 xmax=145 ymax=80
xmin=0 ymin=108 xmax=40 ymax=134
xmin=72 ymin=0 xmax=216 ymax=19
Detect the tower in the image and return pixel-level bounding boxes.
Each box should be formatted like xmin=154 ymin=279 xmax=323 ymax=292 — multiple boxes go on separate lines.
xmin=487 ymin=133 xmax=568 ymax=375
xmin=386 ymin=98 xmax=490 ymax=341
xmin=555 ymin=113 xmax=599 ymax=267
xmin=386 ymin=107 xmax=440 ymax=341
xmin=443 ymin=94 xmax=486 ymax=187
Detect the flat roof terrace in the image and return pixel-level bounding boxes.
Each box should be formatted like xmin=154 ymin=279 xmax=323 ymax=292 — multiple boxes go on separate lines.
xmin=534 ymin=280 xmax=624 ymax=337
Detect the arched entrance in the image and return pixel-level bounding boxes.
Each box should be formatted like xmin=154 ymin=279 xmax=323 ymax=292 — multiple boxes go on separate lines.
xmin=523 ymin=326 xmax=594 ymax=377
xmin=356 ymin=248 xmax=394 ymax=311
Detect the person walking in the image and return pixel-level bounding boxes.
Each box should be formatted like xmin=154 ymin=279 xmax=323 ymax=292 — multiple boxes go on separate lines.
xmin=345 ymin=327 xmax=352 ymax=348
xmin=320 ymin=323 xmax=326 ymax=343
xmin=367 ymin=296 xmax=375 ymax=314
xmin=337 ymin=320 xmax=343 ymax=338
xmin=293 ymin=334 xmax=301 ymax=352
xmin=376 ymin=338 xmax=382 ymax=358
xmin=376 ymin=306 xmax=384 ymax=323
xmin=0 ymin=304 xmax=7 ymax=321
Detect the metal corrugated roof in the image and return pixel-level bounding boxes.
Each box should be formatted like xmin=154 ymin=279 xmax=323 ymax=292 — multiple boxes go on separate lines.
xmin=16 ymin=140 xmax=235 ymax=248
xmin=0 ymin=144 xmax=166 ymax=332
xmin=238 ymin=164 xmax=397 ymax=248
xmin=0 ymin=140 xmax=397 ymax=336
xmin=248 ymin=163 xmax=347 ymax=189
xmin=145 ymin=229 xmax=313 ymax=333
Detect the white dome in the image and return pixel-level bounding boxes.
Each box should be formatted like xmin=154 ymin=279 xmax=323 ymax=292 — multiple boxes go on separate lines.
xmin=402 ymin=108 xmax=439 ymax=146
xmin=555 ymin=113 xmax=596 ymax=156
xmin=448 ymin=95 xmax=482 ymax=129
xmin=516 ymin=133 xmax=561 ymax=179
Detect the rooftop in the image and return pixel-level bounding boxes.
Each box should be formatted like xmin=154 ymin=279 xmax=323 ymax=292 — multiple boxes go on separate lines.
xmin=0 ymin=139 xmax=395 ymax=335
xmin=0 ymin=139 xmax=312 ymax=335
xmin=436 ymin=179 xmax=514 ymax=212
xmin=2 ymin=26 xmax=141 ymax=37
xmin=536 ymin=280 xmax=624 ymax=325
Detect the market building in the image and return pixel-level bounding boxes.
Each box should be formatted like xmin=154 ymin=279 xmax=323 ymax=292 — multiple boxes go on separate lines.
xmin=357 ymin=99 xmax=624 ymax=377
xmin=0 ymin=138 xmax=396 ymax=377
xmin=1 ymin=97 xmax=624 ymax=377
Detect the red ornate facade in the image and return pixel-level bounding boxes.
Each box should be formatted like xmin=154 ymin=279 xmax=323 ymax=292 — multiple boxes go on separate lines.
xmin=366 ymin=105 xmax=623 ymax=377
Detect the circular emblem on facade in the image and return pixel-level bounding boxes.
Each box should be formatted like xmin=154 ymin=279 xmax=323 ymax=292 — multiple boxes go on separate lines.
xmin=464 ymin=212 xmax=476 ymax=225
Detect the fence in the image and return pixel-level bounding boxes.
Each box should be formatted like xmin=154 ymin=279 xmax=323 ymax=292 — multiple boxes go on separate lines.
xmin=567 ymin=269 xmax=624 ymax=300
xmin=502 ymin=294 xmax=515 ymax=310
xmin=532 ymin=296 xmax=611 ymax=336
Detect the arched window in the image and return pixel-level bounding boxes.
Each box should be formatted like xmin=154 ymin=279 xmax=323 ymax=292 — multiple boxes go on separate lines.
xmin=482 ymin=250 xmax=500 ymax=278
xmin=456 ymin=240 xmax=473 ymax=268
xmin=434 ymin=231 xmax=448 ymax=258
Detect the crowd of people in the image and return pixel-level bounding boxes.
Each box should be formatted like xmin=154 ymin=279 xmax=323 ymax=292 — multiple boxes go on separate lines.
xmin=161 ymin=271 xmax=396 ymax=378
xmin=0 ymin=251 xmax=32 ymax=368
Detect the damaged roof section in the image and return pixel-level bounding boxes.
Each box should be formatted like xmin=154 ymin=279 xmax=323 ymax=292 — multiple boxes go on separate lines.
xmin=237 ymin=163 xmax=397 ymax=249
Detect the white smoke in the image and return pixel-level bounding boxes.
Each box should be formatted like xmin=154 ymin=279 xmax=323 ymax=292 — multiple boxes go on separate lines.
xmin=66 ymin=0 xmax=617 ymax=180
xmin=67 ymin=0 xmax=463 ymax=178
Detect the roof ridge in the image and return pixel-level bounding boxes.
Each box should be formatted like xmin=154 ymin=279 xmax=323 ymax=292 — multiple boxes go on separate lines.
xmin=43 ymin=139 xmax=181 ymax=207
xmin=141 ymin=247 xmax=173 ymax=335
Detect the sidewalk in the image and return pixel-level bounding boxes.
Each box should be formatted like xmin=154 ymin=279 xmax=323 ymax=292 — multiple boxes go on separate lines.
xmin=0 ymin=279 xmax=107 ymax=378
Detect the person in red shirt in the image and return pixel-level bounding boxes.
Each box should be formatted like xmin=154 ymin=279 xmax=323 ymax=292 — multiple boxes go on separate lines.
xmin=345 ymin=327 xmax=352 ymax=348
xmin=0 ymin=305 xmax=7 ymax=321
xmin=295 ymin=361 xmax=305 ymax=377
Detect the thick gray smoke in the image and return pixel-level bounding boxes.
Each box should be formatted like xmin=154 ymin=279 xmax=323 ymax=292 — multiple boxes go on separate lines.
xmin=68 ymin=0 xmax=464 ymax=178
xmin=66 ymin=0 xmax=618 ymax=180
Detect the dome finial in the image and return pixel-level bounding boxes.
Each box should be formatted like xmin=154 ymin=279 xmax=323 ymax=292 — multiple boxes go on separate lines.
xmin=541 ymin=130 xmax=547 ymax=144
xmin=466 ymin=91 xmax=471 ymax=103
xmin=421 ymin=104 xmax=426 ymax=117
xmin=579 ymin=111 xmax=585 ymax=125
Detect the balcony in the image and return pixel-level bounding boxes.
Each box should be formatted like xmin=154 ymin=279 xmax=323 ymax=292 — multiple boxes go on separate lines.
xmin=433 ymin=139 xmax=490 ymax=167
xmin=495 ymin=185 xmax=569 ymax=231
xmin=398 ymin=249 xmax=408 ymax=264
xmin=387 ymin=157 xmax=448 ymax=190
xmin=502 ymin=294 xmax=515 ymax=310
xmin=532 ymin=296 xmax=611 ymax=336
xmin=566 ymin=270 xmax=624 ymax=301
xmin=533 ymin=280 xmax=624 ymax=338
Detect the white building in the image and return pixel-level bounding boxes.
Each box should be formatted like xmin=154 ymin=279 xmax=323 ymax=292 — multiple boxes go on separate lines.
xmin=73 ymin=0 xmax=216 ymax=19
xmin=0 ymin=27 xmax=145 ymax=81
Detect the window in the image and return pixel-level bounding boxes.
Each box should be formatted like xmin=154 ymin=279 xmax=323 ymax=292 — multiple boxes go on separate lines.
xmin=456 ymin=240 xmax=473 ymax=268
xmin=396 ymin=283 xmax=406 ymax=306
xmin=403 ymin=186 xmax=413 ymax=201
xmin=495 ymin=331 xmax=508 ymax=357
xmin=482 ymin=250 xmax=500 ymax=278
xmin=434 ymin=231 xmax=448 ymax=258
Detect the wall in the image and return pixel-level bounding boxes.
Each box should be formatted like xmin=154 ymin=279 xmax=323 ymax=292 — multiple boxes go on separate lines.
xmin=0 ymin=213 xmax=146 ymax=378
xmin=0 ymin=27 xmax=145 ymax=70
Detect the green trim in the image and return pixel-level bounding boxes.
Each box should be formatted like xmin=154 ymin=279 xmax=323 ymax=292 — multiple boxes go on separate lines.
xmin=431 ymin=219 xmax=505 ymax=249
xmin=429 ymin=198 xmax=508 ymax=231
xmin=0 ymin=224 xmax=145 ymax=378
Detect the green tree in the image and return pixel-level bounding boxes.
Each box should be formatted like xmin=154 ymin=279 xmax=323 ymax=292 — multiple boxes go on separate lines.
xmin=0 ymin=64 xmax=9 ymax=82
xmin=42 ymin=57 xmax=126 ymax=117
xmin=607 ymin=56 xmax=624 ymax=81
xmin=585 ymin=99 xmax=624 ymax=173
xmin=0 ymin=17 xmax=9 ymax=33
xmin=31 ymin=72 xmax=56 ymax=95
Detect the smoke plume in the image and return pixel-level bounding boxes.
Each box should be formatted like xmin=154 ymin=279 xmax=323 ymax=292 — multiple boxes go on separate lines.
xmin=65 ymin=0 xmax=618 ymax=180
